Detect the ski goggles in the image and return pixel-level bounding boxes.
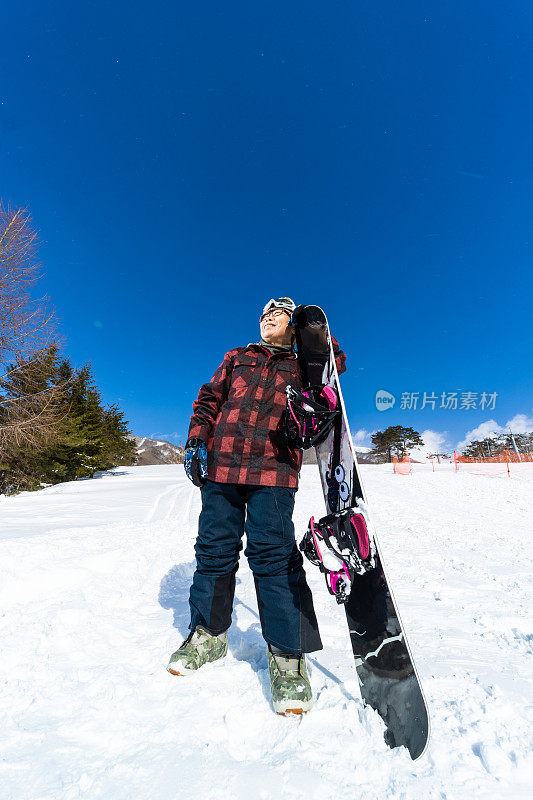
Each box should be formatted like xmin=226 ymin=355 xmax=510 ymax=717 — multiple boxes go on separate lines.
xmin=260 ymin=297 xmax=296 ymax=320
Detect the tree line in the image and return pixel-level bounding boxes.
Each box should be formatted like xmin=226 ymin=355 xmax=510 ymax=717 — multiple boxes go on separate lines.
xmin=0 ymin=203 xmax=136 ymax=495
xmin=368 ymin=427 xmax=532 ymax=463
xmin=461 ymin=432 xmax=533 ymax=459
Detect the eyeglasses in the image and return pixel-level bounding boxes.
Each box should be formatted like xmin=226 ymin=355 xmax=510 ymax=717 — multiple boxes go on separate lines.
xmin=260 ymin=309 xmax=291 ymax=322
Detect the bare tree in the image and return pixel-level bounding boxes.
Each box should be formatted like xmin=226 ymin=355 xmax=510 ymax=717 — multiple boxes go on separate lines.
xmin=0 ymin=203 xmax=70 ymax=467
xmin=0 ymin=203 xmax=65 ymax=358
xmin=0 ymin=347 xmax=70 ymax=451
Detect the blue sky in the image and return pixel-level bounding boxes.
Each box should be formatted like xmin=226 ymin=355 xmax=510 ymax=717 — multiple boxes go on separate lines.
xmin=1 ymin=1 xmax=532 ymax=452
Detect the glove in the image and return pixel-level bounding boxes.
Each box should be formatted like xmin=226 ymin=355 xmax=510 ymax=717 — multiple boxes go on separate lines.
xmin=184 ymin=438 xmax=208 ymax=487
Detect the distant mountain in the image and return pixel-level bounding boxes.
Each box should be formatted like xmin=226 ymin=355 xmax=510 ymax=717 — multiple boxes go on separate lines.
xmin=129 ymin=435 xmax=185 ymax=466
xmin=129 ymin=436 xmax=384 ymax=468
xmin=355 ymin=450 xmax=389 ymax=464
xmin=303 ymin=444 xmax=385 ymax=465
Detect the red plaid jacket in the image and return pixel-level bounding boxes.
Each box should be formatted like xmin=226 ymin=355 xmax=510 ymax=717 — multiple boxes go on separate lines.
xmin=188 ymin=339 xmax=346 ymax=488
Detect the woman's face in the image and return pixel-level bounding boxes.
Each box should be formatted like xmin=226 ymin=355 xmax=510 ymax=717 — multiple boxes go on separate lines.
xmin=259 ymin=309 xmax=293 ymax=344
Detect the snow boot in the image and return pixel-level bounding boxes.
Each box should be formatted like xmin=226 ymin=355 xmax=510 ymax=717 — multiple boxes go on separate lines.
xmin=267 ymin=645 xmax=313 ymax=715
xmin=167 ymin=626 xmax=228 ymax=675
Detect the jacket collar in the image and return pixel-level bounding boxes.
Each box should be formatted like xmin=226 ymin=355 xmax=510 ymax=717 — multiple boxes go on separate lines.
xmin=247 ymin=343 xmax=296 ymax=360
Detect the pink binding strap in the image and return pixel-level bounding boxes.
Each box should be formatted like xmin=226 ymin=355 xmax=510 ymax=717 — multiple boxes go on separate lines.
xmin=309 ymin=517 xmax=323 ymax=563
xmin=350 ymin=514 xmax=370 ymax=560
xmin=320 ymin=385 xmax=337 ymax=411
xmin=287 ymin=399 xmax=303 ymax=433
xmin=329 ymin=563 xmax=350 ymax=594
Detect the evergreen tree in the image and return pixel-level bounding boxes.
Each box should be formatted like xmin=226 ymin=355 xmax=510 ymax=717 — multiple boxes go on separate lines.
xmin=462 ymin=440 xmax=487 ymax=459
xmin=0 ymin=344 xmax=67 ymax=492
xmin=514 ymin=432 xmax=533 ymax=453
xmin=45 ymin=362 xmax=126 ymax=481
xmin=42 ymin=361 xmax=91 ymax=482
xmin=462 ymin=437 xmax=501 ymax=459
xmin=370 ymin=430 xmax=395 ymax=463
xmin=371 ymin=425 xmax=424 ymax=462
xmin=100 ymin=403 xmax=137 ymax=469
xmin=1 ymin=353 xmax=137 ymax=493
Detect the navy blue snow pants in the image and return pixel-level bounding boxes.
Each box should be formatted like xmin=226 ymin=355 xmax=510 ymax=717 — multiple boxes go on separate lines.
xmin=188 ymin=479 xmax=323 ymax=654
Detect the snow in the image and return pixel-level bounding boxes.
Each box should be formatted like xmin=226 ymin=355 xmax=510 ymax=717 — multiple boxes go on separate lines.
xmin=1 ymin=463 xmax=532 ymax=799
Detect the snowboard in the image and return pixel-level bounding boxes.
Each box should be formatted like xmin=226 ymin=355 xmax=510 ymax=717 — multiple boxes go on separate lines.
xmin=292 ymin=305 xmax=430 ymax=761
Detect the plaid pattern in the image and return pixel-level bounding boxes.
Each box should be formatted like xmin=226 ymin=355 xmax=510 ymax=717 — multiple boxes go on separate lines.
xmin=188 ymin=339 xmax=346 ymax=488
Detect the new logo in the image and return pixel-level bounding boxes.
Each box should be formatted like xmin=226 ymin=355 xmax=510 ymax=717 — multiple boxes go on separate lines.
xmin=375 ymin=389 xmax=396 ymax=411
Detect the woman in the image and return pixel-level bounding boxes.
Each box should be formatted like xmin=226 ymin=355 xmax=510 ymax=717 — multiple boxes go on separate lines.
xmin=168 ymin=297 xmax=346 ymax=715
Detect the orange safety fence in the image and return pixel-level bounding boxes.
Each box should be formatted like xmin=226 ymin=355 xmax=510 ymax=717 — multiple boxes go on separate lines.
xmin=454 ymin=449 xmax=533 ymax=478
xmin=393 ymin=454 xmax=412 ymax=475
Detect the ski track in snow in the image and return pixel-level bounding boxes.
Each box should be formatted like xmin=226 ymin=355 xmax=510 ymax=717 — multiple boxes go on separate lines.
xmin=0 ymin=463 xmax=532 ymax=800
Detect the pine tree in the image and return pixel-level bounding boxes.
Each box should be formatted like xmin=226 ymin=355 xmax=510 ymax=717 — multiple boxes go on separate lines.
xmin=2 ymin=347 xmax=138 ymax=492
xmin=462 ymin=437 xmax=500 ymax=459
xmin=44 ymin=361 xmax=136 ymax=482
xmin=45 ymin=364 xmax=102 ymax=480
xmin=0 ymin=344 xmax=67 ymax=492
xmin=371 ymin=426 xmax=424 ymax=462
xmin=462 ymin=440 xmax=486 ymax=459
xmin=100 ymin=404 xmax=137 ymax=469
xmin=370 ymin=430 xmax=395 ymax=463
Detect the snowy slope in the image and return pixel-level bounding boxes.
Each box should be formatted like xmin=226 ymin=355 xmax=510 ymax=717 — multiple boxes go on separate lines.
xmin=1 ymin=464 xmax=532 ymax=800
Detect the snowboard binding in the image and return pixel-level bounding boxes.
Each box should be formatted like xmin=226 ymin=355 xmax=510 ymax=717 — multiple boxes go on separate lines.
xmin=300 ymin=508 xmax=376 ymax=604
xmin=283 ymin=384 xmax=340 ymax=450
